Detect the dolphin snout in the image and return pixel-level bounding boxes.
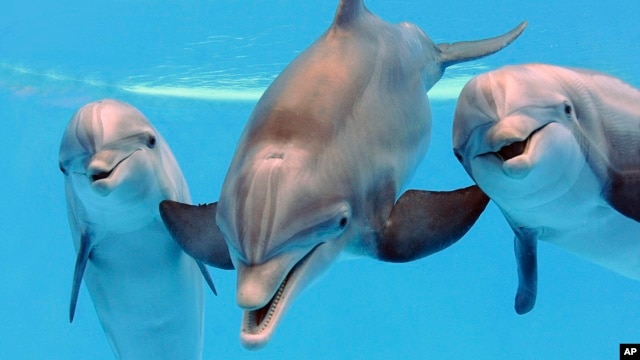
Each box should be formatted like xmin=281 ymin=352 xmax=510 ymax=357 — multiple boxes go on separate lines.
xmin=493 ymin=123 xmax=550 ymax=164
xmin=236 ymin=262 xmax=288 ymax=310
xmin=87 ymin=160 xmax=114 ymax=183
xmin=487 ymin=128 xmax=525 ymax=153
xmin=87 ymin=150 xmax=137 ymax=183
xmin=237 ymin=282 xmax=272 ymax=310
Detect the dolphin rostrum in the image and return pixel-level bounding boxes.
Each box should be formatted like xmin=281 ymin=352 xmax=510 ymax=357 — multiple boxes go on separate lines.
xmin=161 ymin=0 xmax=525 ymax=349
xmin=59 ymin=99 xmax=216 ymax=359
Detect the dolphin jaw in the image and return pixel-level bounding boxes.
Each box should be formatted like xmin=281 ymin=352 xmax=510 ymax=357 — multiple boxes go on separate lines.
xmin=240 ymin=271 xmax=289 ymax=349
xmin=239 ymin=243 xmax=322 ymax=350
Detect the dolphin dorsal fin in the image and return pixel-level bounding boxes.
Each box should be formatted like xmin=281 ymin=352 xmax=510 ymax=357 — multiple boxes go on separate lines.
xmin=333 ymin=0 xmax=366 ymax=27
xmin=437 ymin=21 xmax=527 ymax=67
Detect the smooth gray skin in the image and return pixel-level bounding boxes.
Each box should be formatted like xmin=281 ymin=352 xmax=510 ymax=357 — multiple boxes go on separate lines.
xmin=453 ymin=64 xmax=640 ymax=315
xmin=59 ymin=99 xmax=215 ymax=359
xmin=161 ymin=0 xmax=525 ymax=349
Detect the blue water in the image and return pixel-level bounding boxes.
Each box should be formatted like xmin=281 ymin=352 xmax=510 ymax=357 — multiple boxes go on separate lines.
xmin=2 ymin=0 xmax=639 ymax=359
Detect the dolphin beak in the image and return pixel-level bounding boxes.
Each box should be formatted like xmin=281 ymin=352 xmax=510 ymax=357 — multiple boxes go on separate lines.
xmin=493 ymin=123 xmax=549 ymax=163
xmin=84 ymin=149 xmax=138 ymax=196
xmin=238 ymin=266 xmax=291 ymax=350
xmin=236 ymin=244 xmax=324 ymax=350
xmin=487 ymin=123 xmax=550 ymax=179
xmin=87 ymin=150 xmax=137 ymax=183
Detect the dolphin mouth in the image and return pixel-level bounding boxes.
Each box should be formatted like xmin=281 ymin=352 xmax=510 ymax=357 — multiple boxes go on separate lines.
xmin=494 ymin=125 xmax=547 ymax=162
xmin=240 ymin=244 xmax=322 ymax=349
xmin=90 ymin=170 xmax=113 ymax=182
xmin=241 ymin=270 xmax=290 ymax=336
xmin=89 ymin=151 xmax=136 ymax=183
xmin=495 ymin=139 xmax=528 ymax=162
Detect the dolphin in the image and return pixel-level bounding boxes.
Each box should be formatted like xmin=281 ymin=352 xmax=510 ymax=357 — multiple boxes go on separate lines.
xmin=160 ymin=0 xmax=525 ymax=349
xmin=59 ymin=99 xmax=218 ymax=359
xmin=452 ymin=63 xmax=640 ymax=314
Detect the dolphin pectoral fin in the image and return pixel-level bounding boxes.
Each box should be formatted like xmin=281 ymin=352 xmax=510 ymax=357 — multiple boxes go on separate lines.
xmin=159 ymin=200 xmax=234 ymax=270
xmin=374 ymin=185 xmax=489 ymax=262
xmin=69 ymin=230 xmax=92 ymax=323
xmin=437 ymin=21 xmax=527 ymax=67
xmin=196 ymin=260 xmax=218 ymax=296
xmin=512 ymin=227 xmax=538 ymax=315
xmin=604 ymin=170 xmax=640 ymax=222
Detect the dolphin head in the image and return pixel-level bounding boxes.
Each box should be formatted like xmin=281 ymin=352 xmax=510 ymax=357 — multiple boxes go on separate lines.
xmin=452 ymin=65 xmax=588 ymax=208
xmin=59 ymin=99 xmax=180 ymax=229
xmin=216 ymin=147 xmax=353 ymax=349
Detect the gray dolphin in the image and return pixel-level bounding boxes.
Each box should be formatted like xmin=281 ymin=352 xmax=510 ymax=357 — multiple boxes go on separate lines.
xmin=59 ymin=99 xmax=216 ymax=359
xmin=452 ymin=63 xmax=640 ymax=314
xmin=161 ymin=0 xmax=525 ymax=349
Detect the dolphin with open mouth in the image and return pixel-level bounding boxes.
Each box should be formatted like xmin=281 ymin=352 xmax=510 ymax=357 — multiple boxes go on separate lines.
xmin=161 ymin=0 xmax=526 ymax=349
xmin=452 ymin=64 xmax=640 ymax=314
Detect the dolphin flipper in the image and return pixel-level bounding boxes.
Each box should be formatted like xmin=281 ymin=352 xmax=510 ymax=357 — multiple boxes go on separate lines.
xmin=69 ymin=230 xmax=92 ymax=323
xmin=196 ymin=261 xmax=218 ymax=296
xmin=159 ymin=200 xmax=234 ymax=270
xmin=438 ymin=21 xmax=527 ymax=67
xmin=511 ymin=227 xmax=538 ymax=315
xmin=605 ymin=171 xmax=640 ymax=222
xmin=374 ymin=185 xmax=489 ymax=262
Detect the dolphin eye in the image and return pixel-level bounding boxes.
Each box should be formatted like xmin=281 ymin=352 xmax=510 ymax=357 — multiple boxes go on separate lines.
xmin=564 ymin=104 xmax=572 ymax=116
xmin=59 ymin=163 xmax=68 ymax=175
xmin=339 ymin=216 xmax=348 ymax=229
xmin=147 ymin=135 xmax=157 ymax=148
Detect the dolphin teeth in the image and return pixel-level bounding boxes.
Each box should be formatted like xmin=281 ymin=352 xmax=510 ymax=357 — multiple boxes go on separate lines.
xmin=240 ymin=243 xmax=324 ymax=340
xmin=496 ymin=139 xmax=528 ymax=162
xmin=243 ymin=271 xmax=290 ymax=334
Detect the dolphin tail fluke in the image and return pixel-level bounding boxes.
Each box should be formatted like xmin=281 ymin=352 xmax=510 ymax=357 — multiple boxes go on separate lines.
xmin=374 ymin=185 xmax=489 ymax=263
xmin=196 ymin=260 xmax=218 ymax=296
xmin=69 ymin=230 xmax=92 ymax=323
xmin=159 ymin=200 xmax=234 ymax=270
xmin=437 ymin=21 xmax=527 ymax=67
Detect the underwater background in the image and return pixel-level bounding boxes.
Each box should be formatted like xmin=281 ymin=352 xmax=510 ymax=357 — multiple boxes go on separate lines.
xmin=1 ymin=0 xmax=639 ymax=358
